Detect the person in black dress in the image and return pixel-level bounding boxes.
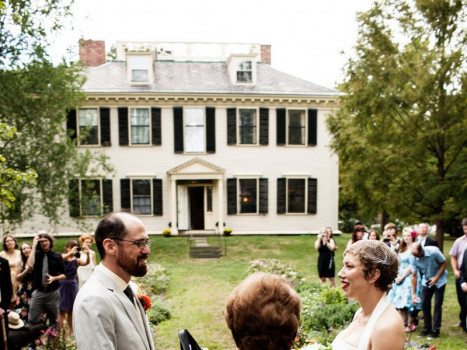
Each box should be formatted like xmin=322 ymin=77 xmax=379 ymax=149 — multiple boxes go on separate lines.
xmin=15 ymin=242 xmax=34 ymax=320
xmin=315 ymin=227 xmax=337 ymax=288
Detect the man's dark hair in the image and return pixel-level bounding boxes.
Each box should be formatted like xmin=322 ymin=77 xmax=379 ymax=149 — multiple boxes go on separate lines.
xmin=94 ymin=212 xmax=129 ymax=259
xmin=37 ymin=233 xmax=55 ymax=249
xmin=462 ymin=218 xmax=467 ymax=226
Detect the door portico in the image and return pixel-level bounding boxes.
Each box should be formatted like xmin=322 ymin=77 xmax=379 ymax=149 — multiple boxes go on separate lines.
xmin=167 ymin=158 xmax=225 ymax=234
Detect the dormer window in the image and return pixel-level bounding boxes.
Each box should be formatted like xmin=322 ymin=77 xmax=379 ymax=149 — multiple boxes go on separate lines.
xmin=237 ymin=60 xmax=252 ymax=83
xmin=127 ymin=53 xmax=154 ymax=84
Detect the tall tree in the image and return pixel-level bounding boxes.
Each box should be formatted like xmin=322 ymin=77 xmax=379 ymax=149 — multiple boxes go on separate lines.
xmin=327 ymin=0 xmax=467 ymax=250
xmin=0 ymin=0 xmax=112 ymax=232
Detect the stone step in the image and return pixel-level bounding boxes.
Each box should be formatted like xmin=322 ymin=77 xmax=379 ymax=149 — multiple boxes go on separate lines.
xmin=189 ymin=246 xmax=222 ymax=258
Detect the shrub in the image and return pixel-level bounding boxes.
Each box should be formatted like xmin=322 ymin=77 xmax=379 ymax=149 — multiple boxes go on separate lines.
xmin=147 ymin=297 xmax=171 ymax=325
xmin=162 ymin=229 xmax=171 ymax=237
xmin=247 ymin=258 xmax=304 ymax=286
xmin=302 ymin=303 xmax=359 ymax=332
xmin=223 ymin=228 xmax=232 ymax=236
xmin=137 ymin=263 xmax=170 ymax=295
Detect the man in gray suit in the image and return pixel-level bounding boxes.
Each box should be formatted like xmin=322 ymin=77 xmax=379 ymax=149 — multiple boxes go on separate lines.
xmin=73 ymin=212 xmax=154 ymax=349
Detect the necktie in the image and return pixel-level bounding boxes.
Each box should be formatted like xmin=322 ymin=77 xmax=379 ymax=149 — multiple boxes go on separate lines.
xmin=42 ymin=254 xmax=49 ymax=287
xmin=123 ymin=286 xmax=135 ymax=306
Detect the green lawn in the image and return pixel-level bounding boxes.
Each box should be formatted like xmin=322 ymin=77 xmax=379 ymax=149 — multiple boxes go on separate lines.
xmin=48 ymin=234 xmax=465 ymax=349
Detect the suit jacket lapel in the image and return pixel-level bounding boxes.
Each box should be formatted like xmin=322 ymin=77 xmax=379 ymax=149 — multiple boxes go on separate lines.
xmin=94 ymin=269 xmax=151 ymax=349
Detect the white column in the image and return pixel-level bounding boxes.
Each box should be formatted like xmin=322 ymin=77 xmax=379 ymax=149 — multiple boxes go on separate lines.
xmin=217 ymin=178 xmax=224 ymax=234
xmin=170 ymin=179 xmax=178 ymax=235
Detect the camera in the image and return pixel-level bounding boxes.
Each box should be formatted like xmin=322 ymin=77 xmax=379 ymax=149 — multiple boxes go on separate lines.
xmin=75 ymin=246 xmax=82 ymax=258
xmin=425 ymin=279 xmax=433 ymax=287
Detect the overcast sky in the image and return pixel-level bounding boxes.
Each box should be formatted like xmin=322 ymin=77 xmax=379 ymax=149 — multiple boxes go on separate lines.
xmin=52 ymin=0 xmax=374 ymax=89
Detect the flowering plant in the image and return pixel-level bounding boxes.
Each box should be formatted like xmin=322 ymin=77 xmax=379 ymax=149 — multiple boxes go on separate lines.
xmin=138 ymin=294 xmax=152 ymax=311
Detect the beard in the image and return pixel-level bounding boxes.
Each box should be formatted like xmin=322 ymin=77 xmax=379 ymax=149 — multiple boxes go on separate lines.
xmin=117 ymin=251 xmax=148 ymax=277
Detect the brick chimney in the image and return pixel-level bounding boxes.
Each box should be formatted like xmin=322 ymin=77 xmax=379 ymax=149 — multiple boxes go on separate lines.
xmin=260 ymin=45 xmax=271 ymax=65
xmin=79 ymin=39 xmax=106 ymax=67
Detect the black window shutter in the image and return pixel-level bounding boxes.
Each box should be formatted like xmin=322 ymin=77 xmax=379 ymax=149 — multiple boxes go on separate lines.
xmin=173 ymin=107 xmax=184 ymax=153
xmin=227 ymin=108 xmax=237 ymax=145
xmin=259 ymin=108 xmax=269 ymax=145
xmin=206 ymin=107 xmax=216 ymax=153
xmin=277 ymin=178 xmax=286 ymax=214
xmin=67 ymin=109 xmax=77 ymax=143
xmin=152 ymin=178 xmax=163 ymax=215
xmin=118 ymin=107 xmax=129 ymax=146
xmin=151 ymin=107 xmax=162 ymax=146
xmin=102 ymin=179 xmax=113 ymax=214
xmin=69 ymin=179 xmax=80 ymax=217
xmin=308 ymin=178 xmax=318 ymax=214
xmin=120 ymin=179 xmax=131 ymax=210
xmin=308 ymin=109 xmax=318 ymax=146
xmin=100 ymin=107 xmax=111 ymax=146
xmin=276 ymin=108 xmax=286 ymax=146
xmin=259 ymin=178 xmax=268 ymax=214
xmin=227 ymin=178 xmax=237 ymax=215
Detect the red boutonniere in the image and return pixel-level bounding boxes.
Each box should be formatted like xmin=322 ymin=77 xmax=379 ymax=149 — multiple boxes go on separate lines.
xmin=138 ymin=294 xmax=152 ymax=311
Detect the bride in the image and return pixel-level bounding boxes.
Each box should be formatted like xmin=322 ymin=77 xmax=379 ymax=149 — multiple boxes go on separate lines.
xmin=332 ymin=240 xmax=405 ymax=350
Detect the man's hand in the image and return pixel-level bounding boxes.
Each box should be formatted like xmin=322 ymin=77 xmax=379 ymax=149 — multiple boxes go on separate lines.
xmin=0 ymin=308 xmax=5 ymax=317
xmin=462 ymin=283 xmax=467 ymax=293
xmin=45 ymin=273 xmax=54 ymax=285
xmin=454 ymin=270 xmax=461 ymax=279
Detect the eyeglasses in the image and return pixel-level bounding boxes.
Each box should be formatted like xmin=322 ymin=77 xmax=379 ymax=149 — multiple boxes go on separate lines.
xmin=112 ymin=238 xmax=151 ymax=249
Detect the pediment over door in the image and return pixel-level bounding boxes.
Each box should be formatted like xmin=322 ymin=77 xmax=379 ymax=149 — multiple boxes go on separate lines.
xmin=167 ymin=157 xmax=225 ymax=180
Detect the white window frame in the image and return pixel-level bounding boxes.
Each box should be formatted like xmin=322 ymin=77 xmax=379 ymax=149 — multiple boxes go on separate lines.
xmin=78 ymin=108 xmax=100 ymax=146
xmin=130 ymin=178 xmax=153 ymax=216
xmin=129 ymin=107 xmax=151 ymax=146
xmin=79 ymin=179 xmax=103 ymax=217
xmin=184 ymin=107 xmax=206 ymax=153
xmin=237 ymin=177 xmax=260 ymax=215
xmin=237 ymin=107 xmax=259 ymax=145
xmin=285 ymin=176 xmax=308 ymax=214
xmin=286 ymin=108 xmax=307 ymax=146
xmin=236 ymin=60 xmax=253 ymax=83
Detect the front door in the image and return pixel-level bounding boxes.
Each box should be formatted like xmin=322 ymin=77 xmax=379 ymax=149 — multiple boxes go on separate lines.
xmin=189 ymin=187 xmax=204 ymax=229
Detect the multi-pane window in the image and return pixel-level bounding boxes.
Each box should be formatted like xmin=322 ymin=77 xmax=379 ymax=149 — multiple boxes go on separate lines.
xmin=239 ymin=109 xmax=257 ymax=144
xmin=79 ymin=108 xmax=99 ymax=145
xmin=237 ymin=60 xmax=252 ymax=83
xmin=206 ymin=186 xmax=213 ymax=212
xmin=80 ymin=180 xmax=101 ymax=216
xmin=130 ymin=108 xmax=150 ymax=144
xmin=239 ymin=179 xmax=258 ymax=214
xmin=288 ymin=110 xmax=306 ymax=145
xmin=184 ymin=108 xmax=205 ymax=153
xmin=287 ymin=178 xmax=305 ymax=213
xmin=128 ymin=54 xmax=152 ymax=83
xmin=132 ymin=179 xmax=151 ymax=215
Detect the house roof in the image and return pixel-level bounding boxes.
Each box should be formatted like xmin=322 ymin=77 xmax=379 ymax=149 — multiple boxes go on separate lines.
xmin=82 ymin=61 xmax=341 ymax=96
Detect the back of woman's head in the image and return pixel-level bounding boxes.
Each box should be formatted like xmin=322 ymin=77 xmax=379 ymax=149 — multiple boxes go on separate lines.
xmin=225 ymin=272 xmax=301 ymax=350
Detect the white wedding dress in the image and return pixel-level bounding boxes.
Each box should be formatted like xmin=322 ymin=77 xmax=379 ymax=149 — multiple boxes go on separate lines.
xmin=331 ymin=293 xmax=390 ymax=350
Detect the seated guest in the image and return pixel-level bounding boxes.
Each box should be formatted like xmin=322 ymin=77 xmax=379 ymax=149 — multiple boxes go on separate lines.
xmin=7 ymin=311 xmax=46 ymax=350
xmin=225 ymin=272 xmax=301 ymax=350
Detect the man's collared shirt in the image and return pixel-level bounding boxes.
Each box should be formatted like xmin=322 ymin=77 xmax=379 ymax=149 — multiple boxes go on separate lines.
xmin=32 ymin=250 xmax=65 ymax=292
xmin=411 ymin=246 xmax=448 ymax=288
xmin=449 ymin=235 xmax=467 ymax=269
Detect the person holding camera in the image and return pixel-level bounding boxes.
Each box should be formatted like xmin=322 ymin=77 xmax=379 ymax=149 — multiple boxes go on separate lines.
xmin=27 ymin=232 xmax=66 ymax=328
xmin=315 ymin=227 xmax=337 ymax=288
xmin=410 ymin=242 xmax=447 ymax=338
xmin=58 ymin=240 xmax=90 ymax=335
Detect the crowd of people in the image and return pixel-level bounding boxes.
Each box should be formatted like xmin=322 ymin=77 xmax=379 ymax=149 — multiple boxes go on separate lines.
xmin=0 ymin=214 xmax=465 ymax=350
xmin=0 ymin=233 xmax=97 ymax=349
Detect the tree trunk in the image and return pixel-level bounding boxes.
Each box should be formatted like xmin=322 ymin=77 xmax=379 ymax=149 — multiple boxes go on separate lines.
xmin=435 ymin=219 xmax=444 ymax=252
xmin=378 ymin=211 xmax=389 ymax=232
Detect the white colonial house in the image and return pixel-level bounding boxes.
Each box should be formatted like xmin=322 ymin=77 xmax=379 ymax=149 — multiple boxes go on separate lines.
xmin=21 ymin=40 xmax=341 ymax=236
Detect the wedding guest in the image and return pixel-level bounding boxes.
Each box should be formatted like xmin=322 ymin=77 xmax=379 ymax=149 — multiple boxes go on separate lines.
xmin=368 ymin=229 xmax=380 ymax=241
xmin=73 ymin=212 xmax=154 ymax=350
xmin=346 ymin=224 xmax=365 ymax=249
xmin=385 ymin=223 xmax=401 ymax=253
xmin=449 ymin=217 xmax=467 ymax=333
xmin=417 ymin=223 xmax=438 ymax=247
xmin=77 ymin=234 xmax=97 ymax=288
xmin=0 ymin=256 xmax=13 ymax=350
xmin=315 ymin=227 xmax=336 ymax=288
xmin=27 ymin=232 xmax=66 ymax=327
xmin=332 ymin=240 xmax=404 ymax=350
xmin=15 ymin=242 xmax=34 ymax=320
xmin=225 ymin=272 xmax=301 ymax=350
xmin=387 ymin=228 xmax=420 ymax=332
xmin=58 ymin=240 xmax=90 ymax=335
xmin=0 ymin=235 xmax=22 ymax=304
xmin=411 ymin=242 xmax=447 ymax=338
